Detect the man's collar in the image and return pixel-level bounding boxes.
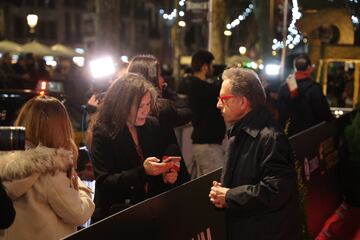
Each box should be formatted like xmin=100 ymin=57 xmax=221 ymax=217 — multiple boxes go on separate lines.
xmin=228 ymin=107 xmax=271 ymax=138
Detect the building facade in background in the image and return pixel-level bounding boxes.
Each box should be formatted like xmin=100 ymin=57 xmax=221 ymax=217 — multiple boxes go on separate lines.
xmin=0 ymin=0 xmax=172 ymax=62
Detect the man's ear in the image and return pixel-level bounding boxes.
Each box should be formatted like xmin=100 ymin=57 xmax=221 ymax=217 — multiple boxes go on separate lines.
xmin=201 ymin=64 xmax=208 ymax=73
xmin=240 ymin=96 xmax=250 ymax=111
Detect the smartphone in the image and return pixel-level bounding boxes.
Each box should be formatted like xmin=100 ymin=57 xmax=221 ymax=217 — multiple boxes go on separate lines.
xmin=162 ymin=156 xmax=181 ymax=172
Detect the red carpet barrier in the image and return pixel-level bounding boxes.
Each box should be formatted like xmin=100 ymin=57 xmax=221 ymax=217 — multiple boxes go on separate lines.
xmin=289 ymin=121 xmax=343 ymax=238
xmin=64 ymin=169 xmax=226 ymax=240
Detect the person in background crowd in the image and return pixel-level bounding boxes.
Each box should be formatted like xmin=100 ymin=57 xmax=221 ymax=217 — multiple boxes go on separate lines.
xmin=53 ymin=57 xmax=91 ymax=106
xmin=278 ymin=54 xmax=333 ymax=136
xmin=0 ymin=180 xmax=15 ymax=229
xmin=127 ymin=54 xmax=191 ymax=184
xmin=128 ymin=55 xmax=193 ymax=129
xmin=0 ymin=52 xmax=16 ymax=89
xmin=76 ymin=146 xmax=95 ymax=181
xmin=13 ymin=54 xmax=31 ymax=89
xmin=209 ymin=67 xmax=301 ymax=240
xmin=0 ymin=96 xmax=95 ymax=240
xmin=91 ymin=73 xmax=179 ymax=222
xmin=37 ymin=58 xmax=51 ymax=82
xmin=182 ymin=50 xmax=226 ymax=179
xmin=23 ymin=53 xmax=38 ymax=89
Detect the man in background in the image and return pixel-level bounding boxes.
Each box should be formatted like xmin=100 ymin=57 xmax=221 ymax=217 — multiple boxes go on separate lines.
xmin=278 ymin=54 xmax=333 ymax=136
xmin=184 ymin=50 xmax=226 ymax=178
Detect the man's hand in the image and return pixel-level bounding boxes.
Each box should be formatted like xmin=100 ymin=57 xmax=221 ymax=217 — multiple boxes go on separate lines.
xmin=209 ymin=181 xmax=229 ymax=209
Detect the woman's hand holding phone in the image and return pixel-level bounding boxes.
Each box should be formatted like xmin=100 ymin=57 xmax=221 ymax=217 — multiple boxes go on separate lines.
xmin=162 ymin=156 xmax=181 ymax=172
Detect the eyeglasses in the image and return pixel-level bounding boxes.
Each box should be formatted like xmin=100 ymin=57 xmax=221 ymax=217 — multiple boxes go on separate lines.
xmin=217 ymin=95 xmax=236 ymax=104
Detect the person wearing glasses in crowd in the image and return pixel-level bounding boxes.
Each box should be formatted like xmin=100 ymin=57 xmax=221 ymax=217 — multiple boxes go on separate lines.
xmin=209 ymin=67 xmax=302 ymax=240
xmin=90 ymin=73 xmax=178 ymax=222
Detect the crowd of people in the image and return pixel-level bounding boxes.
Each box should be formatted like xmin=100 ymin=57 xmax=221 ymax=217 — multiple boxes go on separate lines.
xmin=0 ymin=52 xmax=90 ymax=106
xmin=0 ymin=49 xmax=335 ymax=240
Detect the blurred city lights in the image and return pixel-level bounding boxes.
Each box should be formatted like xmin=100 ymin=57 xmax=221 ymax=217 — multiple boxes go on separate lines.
xmin=73 ymin=56 xmax=85 ymax=67
xmin=265 ymin=64 xmax=280 ymax=75
xmin=272 ymin=0 xmax=302 ymax=50
xmin=178 ymin=20 xmax=186 ymax=27
xmin=11 ymin=55 xmax=18 ymax=64
xmin=120 ymin=55 xmax=129 ymax=63
xmin=44 ymin=56 xmax=57 ymax=67
xmin=225 ymin=3 xmax=254 ymax=31
xmin=250 ymin=62 xmax=258 ymax=69
xmin=239 ymin=46 xmax=247 ymax=55
xmin=26 ymin=14 xmax=38 ymax=28
xmin=352 ymin=15 xmax=359 ymax=24
xmin=160 ymin=0 xmax=187 ymax=23
xmin=75 ymin=48 xmax=85 ymax=54
xmin=224 ymin=30 xmax=232 ymax=36
xmin=89 ymin=56 xmax=115 ymax=79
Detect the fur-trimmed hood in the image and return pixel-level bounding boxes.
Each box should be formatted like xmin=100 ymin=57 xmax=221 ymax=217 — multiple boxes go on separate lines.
xmin=0 ymin=146 xmax=73 ymax=181
xmin=0 ymin=146 xmax=73 ymax=199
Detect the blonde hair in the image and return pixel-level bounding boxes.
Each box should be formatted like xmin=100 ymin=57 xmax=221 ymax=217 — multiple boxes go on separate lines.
xmin=15 ymin=95 xmax=78 ymax=160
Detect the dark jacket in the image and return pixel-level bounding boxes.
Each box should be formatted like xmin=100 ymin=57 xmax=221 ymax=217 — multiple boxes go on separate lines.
xmin=157 ymin=98 xmax=192 ymax=129
xmin=221 ymin=107 xmax=302 ymax=240
xmin=161 ymin=87 xmax=193 ymax=127
xmin=278 ymin=78 xmax=333 ymax=136
xmin=186 ymin=76 xmax=226 ymax=144
xmin=0 ymin=182 xmax=15 ymax=229
xmin=91 ymin=117 xmax=183 ymax=222
xmin=154 ymin=98 xmax=191 ymax=184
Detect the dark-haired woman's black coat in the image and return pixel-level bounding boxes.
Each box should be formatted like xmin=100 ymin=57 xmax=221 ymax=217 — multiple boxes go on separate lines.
xmin=91 ymin=117 xmax=186 ymax=222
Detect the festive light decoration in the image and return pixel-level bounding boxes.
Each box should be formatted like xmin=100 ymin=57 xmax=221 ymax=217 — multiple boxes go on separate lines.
xmin=272 ymin=0 xmax=302 ymax=50
xmin=160 ymin=0 xmax=187 ymax=27
xmin=352 ymin=15 xmax=359 ymax=24
xmin=224 ymin=3 xmax=254 ymax=36
xmin=347 ymin=0 xmax=360 ymax=28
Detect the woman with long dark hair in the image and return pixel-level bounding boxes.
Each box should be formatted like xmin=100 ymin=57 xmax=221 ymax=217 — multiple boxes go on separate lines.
xmin=127 ymin=55 xmax=192 ymax=185
xmin=91 ymin=73 xmax=178 ymax=222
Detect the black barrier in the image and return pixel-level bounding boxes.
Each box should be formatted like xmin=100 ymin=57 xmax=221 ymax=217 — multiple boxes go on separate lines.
xmin=64 ymin=169 xmax=226 ymax=240
xmin=65 ymin=112 xmax=359 ymax=240
xmin=289 ymin=121 xmax=342 ymax=238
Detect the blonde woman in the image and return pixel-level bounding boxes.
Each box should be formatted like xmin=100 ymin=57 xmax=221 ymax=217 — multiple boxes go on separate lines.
xmin=0 ymin=96 xmax=94 ymax=240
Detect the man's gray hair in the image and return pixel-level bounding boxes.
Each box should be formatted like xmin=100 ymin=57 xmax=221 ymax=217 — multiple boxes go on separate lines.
xmin=222 ymin=67 xmax=266 ymax=107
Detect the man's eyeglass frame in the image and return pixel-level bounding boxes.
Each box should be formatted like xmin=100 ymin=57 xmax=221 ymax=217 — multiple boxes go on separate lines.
xmin=217 ymin=95 xmax=236 ymax=104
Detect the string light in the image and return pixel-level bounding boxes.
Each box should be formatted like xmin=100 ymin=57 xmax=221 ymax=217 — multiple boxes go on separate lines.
xmin=224 ymin=3 xmax=254 ymax=36
xmin=272 ymin=0 xmax=302 ymax=50
xmin=352 ymin=15 xmax=359 ymax=24
xmin=160 ymin=0 xmax=187 ymax=27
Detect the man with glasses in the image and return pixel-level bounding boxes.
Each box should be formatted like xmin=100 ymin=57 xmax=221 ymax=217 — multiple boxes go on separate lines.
xmin=209 ymin=67 xmax=302 ymax=240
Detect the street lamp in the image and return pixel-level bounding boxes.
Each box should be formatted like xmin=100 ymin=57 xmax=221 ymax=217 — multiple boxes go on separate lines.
xmin=239 ymin=46 xmax=247 ymax=55
xmin=26 ymin=14 xmax=38 ymax=34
